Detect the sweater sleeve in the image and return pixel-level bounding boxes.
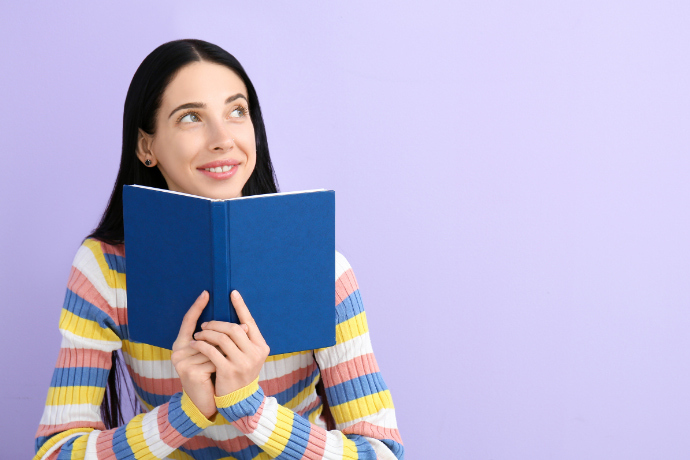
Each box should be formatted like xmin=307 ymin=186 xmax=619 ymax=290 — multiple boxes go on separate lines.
xmin=214 ymin=252 xmax=404 ymax=459
xmin=34 ymin=239 xmax=215 ymax=460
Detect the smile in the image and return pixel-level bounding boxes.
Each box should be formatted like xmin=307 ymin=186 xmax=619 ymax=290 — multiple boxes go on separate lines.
xmin=204 ymin=165 xmax=235 ymax=173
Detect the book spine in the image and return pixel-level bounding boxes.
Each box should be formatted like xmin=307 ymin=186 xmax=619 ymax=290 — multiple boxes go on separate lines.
xmin=211 ymin=202 xmax=233 ymax=323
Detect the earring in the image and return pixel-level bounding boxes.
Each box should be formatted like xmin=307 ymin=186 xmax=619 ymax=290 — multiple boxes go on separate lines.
xmin=145 ymin=159 xmax=152 ymax=166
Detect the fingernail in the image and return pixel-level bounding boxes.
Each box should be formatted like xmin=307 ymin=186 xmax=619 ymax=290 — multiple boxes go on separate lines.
xmin=194 ymin=332 xmax=199 ymax=338
xmin=232 ymin=290 xmax=239 ymax=299
xmin=201 ymin=322 xmax=208 ymax=328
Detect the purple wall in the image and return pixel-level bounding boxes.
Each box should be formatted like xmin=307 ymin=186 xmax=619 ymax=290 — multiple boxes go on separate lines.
xmin=2 ymin=2 xmax=690 ymax=458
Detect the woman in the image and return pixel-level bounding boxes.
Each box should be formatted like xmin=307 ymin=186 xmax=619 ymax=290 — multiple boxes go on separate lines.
xmin=34 ymin=39 xmax=403 ymax=459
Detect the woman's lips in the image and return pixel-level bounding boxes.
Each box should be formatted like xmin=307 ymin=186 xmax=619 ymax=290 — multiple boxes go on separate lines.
xmin=197 ymin=160 xmax=240 ymax=180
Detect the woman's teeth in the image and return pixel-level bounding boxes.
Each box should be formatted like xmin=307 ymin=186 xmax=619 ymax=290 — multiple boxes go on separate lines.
xmin=204 ymin=165 xmax=235 ymax=173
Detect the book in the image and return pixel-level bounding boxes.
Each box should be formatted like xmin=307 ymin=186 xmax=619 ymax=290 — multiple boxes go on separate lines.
xmin=122 ymin=185 xmax=336 ymax=355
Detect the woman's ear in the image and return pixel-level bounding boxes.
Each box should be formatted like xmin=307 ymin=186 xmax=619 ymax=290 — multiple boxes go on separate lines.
xmin=136 ymin=128 xmax=157 ymax=167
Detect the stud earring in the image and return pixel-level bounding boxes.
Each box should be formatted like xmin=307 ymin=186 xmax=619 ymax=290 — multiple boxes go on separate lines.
xmin=145 ymin=159 xmax=152 ymax=166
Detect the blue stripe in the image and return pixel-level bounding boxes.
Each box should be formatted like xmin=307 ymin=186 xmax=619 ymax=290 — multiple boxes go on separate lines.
xmin=326 ymin=372 xmax=388 ymax=407
xmin=348 ymin=435 xmax=378 ymax=459
xmin=131 ymin=379 xmax=173 ymax=408
xmin=335 ymin=289 xmax=365 ymax=324
xmin=103 ymin=252 xmax=126 ymax=274
xmin=112 ymin=424 xmax=136 ymax=460
xmin=271 ymin=365 xmax=320 ymax=405
xmin=62 ymin=288 xmax=125 ymax=337
xmin=275 ymin=413 xmax=311 ymax=460
xmin=50 ymin=367 xmax=109 ymax=389
xmin=218 ymin=387 xmax=264 ymax=423
xmin=166 ymin=392 xmax=205 ymax=437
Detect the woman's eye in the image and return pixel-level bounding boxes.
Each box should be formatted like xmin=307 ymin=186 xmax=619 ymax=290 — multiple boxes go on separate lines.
xmin=230 ymin=107 xmax=247 ymax=118
xmin=179 ymin=112 xmax=200 ymax=123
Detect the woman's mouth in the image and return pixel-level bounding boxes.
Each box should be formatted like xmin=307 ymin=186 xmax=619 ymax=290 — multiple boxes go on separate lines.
xmin=197 ymin=160 xmax=240 ymax=179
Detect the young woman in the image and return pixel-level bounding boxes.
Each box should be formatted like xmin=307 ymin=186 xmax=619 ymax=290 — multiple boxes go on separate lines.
xmin=34 ymin=39 xmax=403 ymax=459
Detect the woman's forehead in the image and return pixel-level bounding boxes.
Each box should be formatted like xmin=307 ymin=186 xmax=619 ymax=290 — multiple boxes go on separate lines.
xmin=162 ymin=61 xmax=248 ymax=106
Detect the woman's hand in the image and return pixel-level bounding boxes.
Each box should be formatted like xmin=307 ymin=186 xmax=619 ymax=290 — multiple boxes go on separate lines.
xmin=171 ymin=291 xmax=217 ymax=419
xmin=190 ymin=290 xmax=270 ymax=397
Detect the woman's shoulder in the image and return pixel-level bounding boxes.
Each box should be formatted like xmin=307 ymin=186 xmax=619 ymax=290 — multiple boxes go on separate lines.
xmin=69 ymin=237 xmax=126 ymax=289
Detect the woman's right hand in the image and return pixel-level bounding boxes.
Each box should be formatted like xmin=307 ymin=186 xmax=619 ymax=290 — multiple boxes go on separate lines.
xmin=171 ymin=291 xmax=217 ymax=419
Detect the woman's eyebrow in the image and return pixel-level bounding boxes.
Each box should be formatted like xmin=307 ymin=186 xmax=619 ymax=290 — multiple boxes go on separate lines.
xmin=168 ymin=94 xmax=248 ymax=119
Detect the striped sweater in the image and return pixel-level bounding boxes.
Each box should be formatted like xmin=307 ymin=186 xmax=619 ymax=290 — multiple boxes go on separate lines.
xmin=35 ymin=238 xmax=403 ymax=459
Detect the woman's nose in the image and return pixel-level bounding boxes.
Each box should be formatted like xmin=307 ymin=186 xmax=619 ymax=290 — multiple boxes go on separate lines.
xmin=208 ymin=120 xmax=235 ymax=152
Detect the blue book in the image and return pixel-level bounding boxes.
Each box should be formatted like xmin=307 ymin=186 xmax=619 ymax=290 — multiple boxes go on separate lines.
xmin=123 ymin=185 xmax=336 ymax=355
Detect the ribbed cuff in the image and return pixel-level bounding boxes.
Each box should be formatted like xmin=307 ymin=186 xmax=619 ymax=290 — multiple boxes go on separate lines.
xmin=214 ymin=377 xmax=264 ymax=423
xmin=180 ymin=391 xmax=218 ymax=429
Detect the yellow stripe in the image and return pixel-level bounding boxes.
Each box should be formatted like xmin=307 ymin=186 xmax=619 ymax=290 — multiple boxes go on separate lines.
xmin=126 ymin=414 xmax=158 ymax=460
xmin=335 ymin=311 xmax=369 ymax=344
xmin=308 ymin=405 xmax=323 ymax=424
xmin=265 ymin=350 xmax=310 ymax=362
xmin=167 ymin=449 xmax=196 ymax=460
xmin=181 ymin=391 xmax=215 ymax=429
xmin=341 ymin=432 xmax=359 ymax=457
xmin=59 ymin=309 xmax=119 ymax=343
xmin=46 ymin=386 xmax=105 ymax=406
xmin=252 ymin=452 xmax=273 ymax=460
xmin=215 ymin=377 xmax=260 ymax=409
xmin=330 ymin=390 xmax=394 ymax=424
xmin=261 ymin=405 xmax=293 ymax=456
xmin=69 ymin=435 xmax=89 ymax=459
xmin=84 ymin=238 xmax=126 ymax=289
xmin=34 ymin=428 xmax=93 ymax=460
xmin=123 ymin=340 xmax=172 ymax=361
xmin=282 ymin=381 xmax=316 ymax=410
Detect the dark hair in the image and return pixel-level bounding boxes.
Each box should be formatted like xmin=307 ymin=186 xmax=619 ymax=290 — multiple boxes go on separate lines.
xmin=90 ymin=39 xmax=279 ymax=428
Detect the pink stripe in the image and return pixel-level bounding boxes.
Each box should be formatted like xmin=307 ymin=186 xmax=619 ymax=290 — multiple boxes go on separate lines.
xmin=233 ymin=398 xmax=265 ymax=434
xmin=36 ymin=421 xmax=104 ymax=438
xmin=95 ymin=429 xmax=115 ymax=459
xmin=67 ymin=267 xmax=124 ymax=325
xmin=302 ymin=425 xmax=327 ymax=460
xmin=321 ymin=353 xmax=380 ymax=386
xmin=46 ymin=450 xmax=60 ymax=460
xmin=343 ymin=421 xmax=403 ymax=444
xmin=157 ymin=402 xmax=185 ymax=447
xmin=182 ymin=433 xmax=254 ymax=451
xmin=335 ymin=268 xmax=359 ymax=304
xmin=99 ymin=241 xmax=125 ymax=257
xmin=259 ymin=361 xmax=317 ymax=396
xmin=126 ymin=364 xmax=181 ymax=396
xmin=56 ymin=347 xmax=111 ymax=369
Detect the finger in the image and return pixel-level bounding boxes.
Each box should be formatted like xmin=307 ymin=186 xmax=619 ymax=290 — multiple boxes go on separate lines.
xmin=200 ymin=321 xmax=252 ymax=352
xmin=194 ymin=329 xmax=244 ymax=359
xmin=191 ymin=339 xmax=232 ymax=370
xmin=230 ymin=290 xmax=266 ymax=344
xmin=176 ymin=291 xmax=209 ymax=342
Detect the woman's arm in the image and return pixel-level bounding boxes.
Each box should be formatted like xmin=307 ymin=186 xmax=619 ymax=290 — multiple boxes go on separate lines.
xmin=34 ymin=239 xmax=216 ymax=459
xmin=197 ymin=252 xmax=404 ymax=459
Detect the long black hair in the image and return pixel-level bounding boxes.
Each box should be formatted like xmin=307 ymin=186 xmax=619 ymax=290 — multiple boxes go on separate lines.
xmin=90 ymin=39 xmax=279 ymax=428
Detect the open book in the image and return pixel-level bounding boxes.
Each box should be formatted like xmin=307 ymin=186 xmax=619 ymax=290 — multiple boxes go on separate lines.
xmin=123 ymin=185 xmax=336 ymax=354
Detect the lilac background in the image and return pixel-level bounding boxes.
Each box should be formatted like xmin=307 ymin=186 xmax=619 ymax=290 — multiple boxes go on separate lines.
xmin=2 ymin=2 xmax=690 ymax=458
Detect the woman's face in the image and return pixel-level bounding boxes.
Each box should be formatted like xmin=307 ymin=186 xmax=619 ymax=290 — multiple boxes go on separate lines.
xmin=138 ymin=61 xmax=256 ymax=199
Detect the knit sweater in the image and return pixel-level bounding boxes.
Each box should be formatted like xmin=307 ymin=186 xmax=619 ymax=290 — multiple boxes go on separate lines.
xmin=35 ymin=238 xmax=403 ymax=459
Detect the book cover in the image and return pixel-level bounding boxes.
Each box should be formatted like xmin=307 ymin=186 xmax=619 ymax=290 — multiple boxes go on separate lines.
xmin=123 ymin=185 xmax=336 ymax=355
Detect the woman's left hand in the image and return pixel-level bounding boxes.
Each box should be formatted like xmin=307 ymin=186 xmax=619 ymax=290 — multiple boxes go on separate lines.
xmin=190 ymin=290 xmax=270 ymax=397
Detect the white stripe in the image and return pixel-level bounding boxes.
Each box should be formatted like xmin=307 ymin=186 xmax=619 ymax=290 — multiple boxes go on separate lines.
xmin=367 ymin=437 xmax=399 ymax=460
xmin=249 ymin=397 xmax=279 ymax=446
xmin=61 ymin=329 xmax=121 ymax=353
xmin=259 ymin=352 xmax=314 ymax=381
xmin=314 ymin=332 xmax=374 ymax=370
xmin=290 ymin=390 xmax=319 ymax=414
xmin=335 ymin=251 xmax=351 ymax=280
xmin=322 ymin=430 xmax=345 ymax=458
xmin=200 ymin=423 xmax=245 ymax=442
xmin=140 ymin=407 xmax=175 ymax=458
xmin=84 ymin=432 xmax=100 ymax=459
xmin=122 ymin=353 xmax=179 ymax=379
xmin=337 ymin=407 xmax=399 ymax=431
xmin=38 ymin=432 xmax=86 ymax=460
xmin=73 ymin=244 xmax=128 ymax=310
xmin=39 ymin=403 xmax=102 ymax=426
